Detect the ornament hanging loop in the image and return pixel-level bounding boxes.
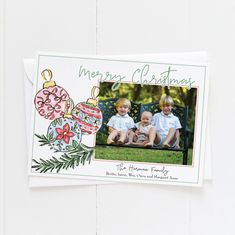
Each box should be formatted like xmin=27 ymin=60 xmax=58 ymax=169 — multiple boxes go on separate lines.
xmin=41 ymin=69 xmax=56 ymax=88
xmin=41 ymin=69 xmax=53 ymax=81
xmin=64 ymin=99 xmax=74 ymax=118
xmin=91 ymin=86 xmax=100 ymax=99
xmin=87 ymin=86 xmax=100 ymax=106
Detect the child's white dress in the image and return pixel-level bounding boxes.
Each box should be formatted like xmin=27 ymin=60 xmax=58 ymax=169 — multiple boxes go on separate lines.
xmin=134 ymin=122 xmax=153 ymax=143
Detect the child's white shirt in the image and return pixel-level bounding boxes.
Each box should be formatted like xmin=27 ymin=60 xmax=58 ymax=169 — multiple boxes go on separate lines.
xmin=107 ymin=113 xmax=135 ymax=131
xmin=151 ymin=111 xmax=182 ymax=138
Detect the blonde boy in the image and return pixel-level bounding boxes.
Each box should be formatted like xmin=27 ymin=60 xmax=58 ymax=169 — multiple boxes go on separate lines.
xmin=147 ymin=95 xmax=181 ymax=148
xmin=107 ymin=98 xmax=135 ymax=144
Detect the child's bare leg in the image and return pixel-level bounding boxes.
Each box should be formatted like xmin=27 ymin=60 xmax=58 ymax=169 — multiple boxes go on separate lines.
xmin=126 ymin=130 xmax=136 ymax=145
xmin=145 ymin=127 xmax=161 ymax=147
xmin=132 ymin=134 xmax=138 ymax=143
xmin=166 ymin=129 xmax=180 ymax=148
xmin=173 ymin=129 xmax=180 ymax=149
xmin=145 ymin=127 xmax=155 ymax=146
xmin=118 ymin=131 xmax=127 ymax=144
xmin=107 ymin=130 xmax=119 ymax=144
xmin=163 ymin=128 xmax=176 ymax=148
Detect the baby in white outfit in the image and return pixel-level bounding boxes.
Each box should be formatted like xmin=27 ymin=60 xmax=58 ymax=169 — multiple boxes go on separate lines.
xmin=127 ymin=111 xmax=153 ymax=146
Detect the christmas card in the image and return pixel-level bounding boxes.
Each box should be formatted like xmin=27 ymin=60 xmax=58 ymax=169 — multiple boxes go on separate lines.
xmin=28 ymin=52 xmax=209 ymax=187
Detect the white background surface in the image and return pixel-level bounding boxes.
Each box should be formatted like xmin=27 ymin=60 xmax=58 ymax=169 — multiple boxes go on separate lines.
xmin=1 ymin=0 xmax=234 ymax=234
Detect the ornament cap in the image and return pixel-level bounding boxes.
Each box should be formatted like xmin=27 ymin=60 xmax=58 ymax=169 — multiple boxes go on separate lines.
xmin=43 ymin=80 xmax=56 ymax=88
xmin=41 ymin=69 xmax=56 ymax=88
xmin=86 ymin=98 xmax=98 ymax=106
xmin=63 ymin=113 xmax=73 ymax=119
xmin=86 ymin=86 xmax=100 ymax=107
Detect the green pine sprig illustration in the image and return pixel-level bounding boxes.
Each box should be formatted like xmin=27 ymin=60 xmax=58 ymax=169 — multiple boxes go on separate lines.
xmin=32 ymin=143 xmax=94 ymax=173
xmin=34 ymin=133 xmax=54 ymax=147
xmin=33 ymin=133 xmax=94 ymax=173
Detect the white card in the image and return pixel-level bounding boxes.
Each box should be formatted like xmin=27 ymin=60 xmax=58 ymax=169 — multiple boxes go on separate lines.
xmin=27 ymin=52 xmax=209 ymax=187
xmin=24 ymin=52 xmax=211 ymax=187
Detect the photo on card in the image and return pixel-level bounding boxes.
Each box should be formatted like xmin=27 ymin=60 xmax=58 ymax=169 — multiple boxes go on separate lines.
xmin=29 ymin=53 xmax=208 ymax=186
xmin=95 ymin=82 xmax=197 ymax=166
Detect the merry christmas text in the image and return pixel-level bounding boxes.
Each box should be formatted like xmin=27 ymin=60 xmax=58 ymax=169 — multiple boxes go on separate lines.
xmin=78 ymin=64 xmax=195 ymax=90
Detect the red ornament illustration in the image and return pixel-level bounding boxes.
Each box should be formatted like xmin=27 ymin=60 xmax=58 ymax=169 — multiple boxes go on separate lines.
xmin=72 ymin=86 xmax=103 ymax=134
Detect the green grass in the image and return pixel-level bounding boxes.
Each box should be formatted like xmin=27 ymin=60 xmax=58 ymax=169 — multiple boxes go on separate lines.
xmin=95 ymin=145 xmax=193 ymax=165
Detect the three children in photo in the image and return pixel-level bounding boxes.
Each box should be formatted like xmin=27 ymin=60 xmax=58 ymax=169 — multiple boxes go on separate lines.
xmin=107 ymin=96 xmax=181 ymax=148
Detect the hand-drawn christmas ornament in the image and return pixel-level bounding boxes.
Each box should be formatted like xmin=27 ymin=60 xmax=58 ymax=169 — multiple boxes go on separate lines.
xmin=47 ymin=99 xmax=82 ymax=152
xmin=72 ymin=86 xmax=103 ymax=134
xmin=34 ymin=69 xmax=70 ymax=120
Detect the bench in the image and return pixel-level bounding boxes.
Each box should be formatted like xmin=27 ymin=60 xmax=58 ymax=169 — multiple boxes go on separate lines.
xmin=97 ymin=98 xmax=189 ymax=165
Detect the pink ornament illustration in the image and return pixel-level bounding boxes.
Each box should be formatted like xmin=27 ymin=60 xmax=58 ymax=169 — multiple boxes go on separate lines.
xmin=34 ymin=69 xmax=70 ymax=120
